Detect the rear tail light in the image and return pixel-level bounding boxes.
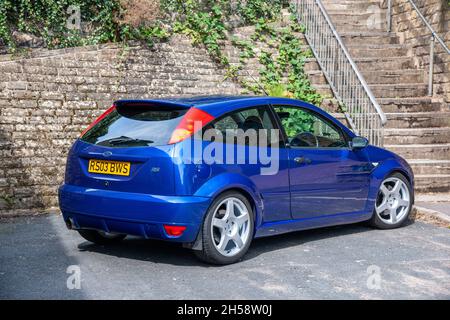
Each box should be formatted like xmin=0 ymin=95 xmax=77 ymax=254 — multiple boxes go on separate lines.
xmin=168 ymin=107 xmax=214 ymax=144
xmin=80 ymin=105 xmax=116 ymax=137
xmin=163 ymin=225 xmax=187 ymax=237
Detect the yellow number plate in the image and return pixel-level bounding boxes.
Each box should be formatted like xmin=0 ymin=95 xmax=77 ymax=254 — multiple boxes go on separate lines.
xmin=88 ymin=159 xmax=131 ymax=176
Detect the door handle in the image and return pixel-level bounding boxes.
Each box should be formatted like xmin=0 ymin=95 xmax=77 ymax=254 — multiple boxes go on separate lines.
xmin=294 ymin=157 xmax=311 ymax=164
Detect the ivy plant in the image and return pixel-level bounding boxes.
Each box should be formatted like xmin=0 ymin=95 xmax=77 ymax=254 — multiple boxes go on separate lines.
xmin=0 ymin=0 xmax=324 ymax=111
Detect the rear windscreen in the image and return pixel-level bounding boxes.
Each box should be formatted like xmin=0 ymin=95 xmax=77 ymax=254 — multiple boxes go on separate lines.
xmin=81 ymin=105 xmax=188 ymax=147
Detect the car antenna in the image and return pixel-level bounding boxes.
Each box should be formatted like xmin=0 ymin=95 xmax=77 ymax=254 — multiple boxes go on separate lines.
xmin=243 ymin=69 xmax=269 ymax=96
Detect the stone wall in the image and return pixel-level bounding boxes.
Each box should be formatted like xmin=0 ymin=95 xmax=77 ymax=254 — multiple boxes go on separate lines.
xmin=0 ymin=35 xmax=241 ymax=215
xmin=390 ymin=0 xmax=450 ymax=101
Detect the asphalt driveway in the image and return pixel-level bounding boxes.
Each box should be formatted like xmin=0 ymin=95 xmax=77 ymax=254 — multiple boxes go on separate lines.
xmin=0 ymin=214 xmax=449 ymax=299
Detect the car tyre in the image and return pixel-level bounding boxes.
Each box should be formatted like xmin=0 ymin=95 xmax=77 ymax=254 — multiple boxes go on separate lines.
xmin=77 ymin=229 xmax=126 ymax=245
xmin=195 ymin=191 xmax=254 ymax=265
xmin=369 ymin=172 xmax=413 ymax=229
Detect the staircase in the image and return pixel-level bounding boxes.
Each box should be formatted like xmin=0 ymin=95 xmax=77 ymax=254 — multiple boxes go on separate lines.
xmin=321 ymin=0 xmax=450 ymax=193
xmin=221 ymin=21 xmax=340 ymax=113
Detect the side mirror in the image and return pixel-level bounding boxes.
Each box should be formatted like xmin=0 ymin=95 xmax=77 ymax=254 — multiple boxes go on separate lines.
xmin=351 ymin=136 xmax=369 ymax=149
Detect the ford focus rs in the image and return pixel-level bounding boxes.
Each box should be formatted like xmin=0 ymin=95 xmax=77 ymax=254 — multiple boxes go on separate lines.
xmin=59 ymin=96 xmax=414 ymax=264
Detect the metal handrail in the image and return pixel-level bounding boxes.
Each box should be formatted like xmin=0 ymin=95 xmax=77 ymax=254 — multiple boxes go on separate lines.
xmin=406 ymin=0 xmax=450 ymax=54
xmin=388 ymin=0 xmax=450 ymax=96
xmin=293 ymin=0 xmax=387 ymax=146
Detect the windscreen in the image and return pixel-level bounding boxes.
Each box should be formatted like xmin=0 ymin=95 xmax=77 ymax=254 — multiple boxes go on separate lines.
xmin=81 ymin=104 xmax=188 ymax=147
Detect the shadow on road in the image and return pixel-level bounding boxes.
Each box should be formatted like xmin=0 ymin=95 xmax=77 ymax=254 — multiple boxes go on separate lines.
xmin=77 ymin=220 xmax=415 ymax=267
xmin=0 ymin=214 xmax=87 ymax=299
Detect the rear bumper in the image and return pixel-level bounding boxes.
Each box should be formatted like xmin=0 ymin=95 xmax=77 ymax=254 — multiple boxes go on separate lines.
xmin=58 ymin=184 xmax=211 ymax=242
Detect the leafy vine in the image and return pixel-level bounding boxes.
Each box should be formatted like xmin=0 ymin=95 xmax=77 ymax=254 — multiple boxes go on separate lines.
xmin=0 ymin=0 xmax=324 ymax=107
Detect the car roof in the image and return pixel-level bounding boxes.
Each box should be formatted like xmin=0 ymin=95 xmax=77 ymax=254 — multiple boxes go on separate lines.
xmin=116 ymin=95 xmax=257 ymax=108
xmin=116 ymin=95 xmax=318 ymax=110
xmin=115 ymin=95 xmax=355 ymax=137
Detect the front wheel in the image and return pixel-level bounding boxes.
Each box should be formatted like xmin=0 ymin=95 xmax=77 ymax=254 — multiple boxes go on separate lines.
xmin=195 ymin=191 xmax=254 ymax=265
xmin=369 ymin=172 xmax=413 ymax=229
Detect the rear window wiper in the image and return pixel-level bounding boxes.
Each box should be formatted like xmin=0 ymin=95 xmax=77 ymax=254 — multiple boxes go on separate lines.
xmin=106 ymin=136 xmax=154 ymax=146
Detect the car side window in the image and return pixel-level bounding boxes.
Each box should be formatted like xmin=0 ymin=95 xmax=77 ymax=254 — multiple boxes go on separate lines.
xmin=274 ymin=105 xmax=347 ymax=148
xmin=203 ymin=106 xmax=278 ymax=146
xmin=213 ymin=115 xmax=239 ymax=133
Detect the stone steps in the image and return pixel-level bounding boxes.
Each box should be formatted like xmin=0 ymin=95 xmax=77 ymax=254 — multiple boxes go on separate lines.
xmin=361 ymin=69 xmax=425 ymax=85
xmin=321 ymin=0 xmax=450 ymax=193
xmin=313 ymin=85 xmax=333 ymax=97
xmin=304 ymin=59 xmax=321 ymax=72
xmin=339 ymin=32 xmax=399 ymax=45
xmin=347 ymin=44 xmax=409 ymax=59
xmin=414 ymin=174 xmax=450 ymax=193
xmin=384 ymin=143 xmax=450 ymax=160
xmin=327 ymin=13 xmax=387 ymax=32
xmin=321 ymin=0 xmax=383 ymax=11
xmin=384 ymin=112 xmax=450 ymax=128
xmin=324 ymin=0 xmax=388 ymax=32
xmin=352 ymin=56 xmax=415 ymax=71
xmin=321 ymin=98 xmax=341 ymax=113
xmin=325 ymin=6 xmax=384 ymax=15
xmin=384 ymin=127 xmax=450 ymax=144
xmin=370 ymin=83 xmax=428 ymax=98
xmin=378 ymin=97 xmax=442 ymax=113
xmin=409 ymin=160 xmax=450 ymax=175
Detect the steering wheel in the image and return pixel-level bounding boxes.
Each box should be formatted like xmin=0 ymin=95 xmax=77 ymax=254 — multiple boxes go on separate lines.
xmin=291 ymin=132 xmax=319 ymax=147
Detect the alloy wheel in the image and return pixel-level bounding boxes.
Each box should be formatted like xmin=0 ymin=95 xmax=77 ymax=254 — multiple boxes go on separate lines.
xmin=210 ymin=197 xmax=251 ymax=257
xmin=375 ymin=177 xmax=411 ymax=225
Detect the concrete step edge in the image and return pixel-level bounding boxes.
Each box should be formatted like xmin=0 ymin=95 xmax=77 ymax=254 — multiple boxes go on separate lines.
xmin=412 ymin=206 xmax=450 ymax=227
xmin=385 ymin=111 xmax=450 ymax=116
xmin=385 ymin=143 xmax=450 ymax=148
xmin=409 ymin=159 xmax=450 ymax=164
xmin=384 ymin=128 xmax=450 ymax=132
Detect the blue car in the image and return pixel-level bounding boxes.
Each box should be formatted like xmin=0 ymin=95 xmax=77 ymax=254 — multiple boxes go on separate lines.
xmin=59 ymin=96 xmax=414 ymax=264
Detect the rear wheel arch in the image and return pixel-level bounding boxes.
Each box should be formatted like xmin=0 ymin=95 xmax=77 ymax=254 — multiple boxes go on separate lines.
xmin=189 ymin=187 xmax=260 ymax=252
xmin=194 ymin=189 xmax=256 ymax=264
xmin=218 ymin=188 xmax=258 ymax=222
xmin=206 ymin=187 xmax=261 ymax=232
xmin=193 ymin=173 xmax=264 ymax=225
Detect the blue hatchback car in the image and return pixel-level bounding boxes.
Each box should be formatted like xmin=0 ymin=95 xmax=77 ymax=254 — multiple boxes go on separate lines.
xmin=59 ymin=96 xmax=414 ymax=264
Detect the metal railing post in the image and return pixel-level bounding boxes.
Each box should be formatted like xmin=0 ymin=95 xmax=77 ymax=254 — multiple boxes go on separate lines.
xmin=407 ymin=0 xmax=450 ymax=54
xmin=428 ymin=35 xmax=435 ymax=96
xmin=387 ymin=0 xmax=392 ymax=32
xmin=402 ymin=0 xmax=450 ymax=97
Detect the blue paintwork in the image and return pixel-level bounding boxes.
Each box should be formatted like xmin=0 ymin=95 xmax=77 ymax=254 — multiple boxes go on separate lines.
xmin=59 ymin=96 xmax=414 ymax=243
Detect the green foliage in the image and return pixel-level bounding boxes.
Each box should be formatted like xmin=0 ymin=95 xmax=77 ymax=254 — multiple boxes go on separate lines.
xmin=0 ymin=0 xmax=172 ymax=52
xmin=0 ymin=193 xmax=15 ymax=209
xmin=0 ymin=1 xmax=13 ymax=49
xmin=240 ymin=13 xmax=323 ymax=107
xmin=279 ymin=107 xmax=316 ymax=137
xmin=231 ymin=37 xmax=255 ymax=61
xmin=0 ymin=0 xmax=324 ymax=111
xmin=258 ymin=50 xmax=281 ymax=86
xmin=0 ymin=0 xmax=125 ymax=51
xmin=251 ymin=18 xmax=277 ymax=42
xmin=266 ymin=83 xmax=287 ymax=97
xmin=171 ymin=0 xmax=228 ymax=63
xmin=120 ymin=23 xmax=170 ymax=47
xmin=237 ymin=0 xmax=283 ymax=24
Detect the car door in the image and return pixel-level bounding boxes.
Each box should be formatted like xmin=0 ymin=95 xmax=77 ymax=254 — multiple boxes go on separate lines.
xmin=272 ymin=105 xmax=372 ymax=219
xmin=202 ymin=105 xmax=291 ymax=222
